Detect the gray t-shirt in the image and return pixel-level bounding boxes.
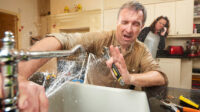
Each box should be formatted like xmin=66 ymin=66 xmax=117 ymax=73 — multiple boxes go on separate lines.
xmin=144 ymin=31 xmax=160 ymax=58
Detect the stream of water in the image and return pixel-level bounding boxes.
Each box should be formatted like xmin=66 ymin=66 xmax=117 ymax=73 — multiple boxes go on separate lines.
xmin=44 ymin=53 xmax=104 ymax=96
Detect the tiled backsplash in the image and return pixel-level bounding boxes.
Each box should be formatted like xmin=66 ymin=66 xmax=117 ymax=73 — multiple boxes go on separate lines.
xmin=166 ymin=38 xmax=200 ymax=69
xmin=165 ymin=38 xmax=191 ymax=50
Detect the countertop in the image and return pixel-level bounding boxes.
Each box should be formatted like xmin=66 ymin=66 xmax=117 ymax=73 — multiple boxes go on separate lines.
xmin=147 ymin=87 xmax=200 ymax=112
xmin=157 ymin=55 xmax=200 ymax=58
xmin=156 ymin=50 xmax=200 ymax=58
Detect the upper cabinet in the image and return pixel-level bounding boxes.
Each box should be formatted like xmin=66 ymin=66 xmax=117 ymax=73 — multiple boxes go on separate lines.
xmin=144 ymin=4 xmax=155 ymax=27
xmin=103 ymin=9 xmax=118 ymax=31
xmin=176 ymin=0 xmax=193 ymax=35
xmin=47 ymin=0 xmax=195 ymax=36
xmin=155 ymin=2 xmax=176 ymax=35
xmin=145 ymin=0 xmax=194 ymax=36
xmin=49 ymin=10 xmax=103 ymax=33
xmin=194 ymin=0 xmax=200 ymax=34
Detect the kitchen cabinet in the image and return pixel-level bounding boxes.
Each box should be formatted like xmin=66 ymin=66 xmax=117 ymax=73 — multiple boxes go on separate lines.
xmin=49 ymin=10 xmax=102 ymax=33
xmin=73 ymin=0 xmax=194 ymax=35
xmin=157 ymin=58 xmax=192 ymax=89
xmin=103 ymin=9 xmax=118 ymax=31
xmin=144 ymin=0 xmax=193 ymax=35
xmin=155 ymin=2 xmax=176 ymax=35
xmin=157 ymin=58 xmax=181 ymax=88
xmin=144 ymin=4 xmax=155 ymax=27
xmin=176 ymin=0 xmax=193 ymax=35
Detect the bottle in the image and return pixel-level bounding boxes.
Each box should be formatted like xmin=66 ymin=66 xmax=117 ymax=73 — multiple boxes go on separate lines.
xmin=193 ymin=24 xmax=197 ymax=33
xmin=189 ymin=39 xmax=198 ymax=57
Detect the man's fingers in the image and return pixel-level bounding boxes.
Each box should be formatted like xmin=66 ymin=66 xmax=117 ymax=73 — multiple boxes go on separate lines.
xmin=109 ymin=45 xmax=115 ymax=58
xmin=18 ymin=81 xmax=42 ymax=112
xmin=39 ymin=87 xmax=48 ymax=112
xmin=119 ymin=53 xmax=127 ymax=69
xmin=106 ymin=57 xmax=114 ymax=68
xmin=0 ymin=75 xmax=3 ymax=98
xmin=109 ymin=45 xmax=121 ymax=63
xmin=18 ymin=84 xmax=29 ymax=109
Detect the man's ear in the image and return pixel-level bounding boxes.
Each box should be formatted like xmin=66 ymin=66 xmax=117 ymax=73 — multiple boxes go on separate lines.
xmin=141 ymin=24 xmax=144 ymax=29
xmin=140 ymin=24 xmax=144 ymax=31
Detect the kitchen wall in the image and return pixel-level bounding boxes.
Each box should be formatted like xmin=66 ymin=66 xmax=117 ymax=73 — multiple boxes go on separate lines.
xmin=166 ymin=38 xmax=200 ymax=69
xmin=166 ymin=38 xmax=190 ymax=50
xmin=0 ymin=0 xmax=40 ymax=49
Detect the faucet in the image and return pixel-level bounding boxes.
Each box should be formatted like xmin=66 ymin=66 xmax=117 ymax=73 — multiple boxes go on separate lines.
xmin=0 ymin=31 xmax=85 ymax=112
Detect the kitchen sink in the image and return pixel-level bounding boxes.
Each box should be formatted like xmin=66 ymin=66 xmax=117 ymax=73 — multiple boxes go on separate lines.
xmin=48 ymin=82 xmax=150 ymax=112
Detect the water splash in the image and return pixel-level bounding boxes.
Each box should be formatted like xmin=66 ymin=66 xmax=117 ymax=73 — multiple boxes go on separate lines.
xmin=45 ymin=54 xmax=87 ymax=95
xmin=29 ymin=52 xmax=108 ymax=96
xmin=83 ymin=53 xmax=97 ymax=83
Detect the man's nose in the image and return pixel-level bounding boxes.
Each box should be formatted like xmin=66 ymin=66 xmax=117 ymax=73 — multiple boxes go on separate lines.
xmin=125 ymin=24 xmax=132 ymax=33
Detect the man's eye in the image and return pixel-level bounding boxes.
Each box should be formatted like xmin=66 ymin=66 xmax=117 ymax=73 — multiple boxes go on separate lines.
xmin=121 ymin=21 xmax=128 ymax=24
xmin=133 ymin=22 xmax=140 ymax=26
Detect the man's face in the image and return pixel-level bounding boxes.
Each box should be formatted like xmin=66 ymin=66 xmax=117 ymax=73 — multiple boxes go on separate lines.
xmin=116 ymin=8 xmax=144 ymax=48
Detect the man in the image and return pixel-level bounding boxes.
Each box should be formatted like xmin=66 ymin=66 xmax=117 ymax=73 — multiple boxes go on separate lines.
xmin=13 ymin=1 xmax=168 ymax=112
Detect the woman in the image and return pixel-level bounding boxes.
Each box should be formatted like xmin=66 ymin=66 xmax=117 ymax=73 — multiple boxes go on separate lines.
xmin=138 ymin=16 xmax=170 ymax=58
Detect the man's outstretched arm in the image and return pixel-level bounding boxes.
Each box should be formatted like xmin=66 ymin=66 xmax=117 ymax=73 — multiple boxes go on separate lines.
xmin=18 ymin=37 xmax=62 ymax=81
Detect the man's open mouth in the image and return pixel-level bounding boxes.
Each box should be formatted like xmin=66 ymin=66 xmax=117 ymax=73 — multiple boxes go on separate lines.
xmin=123 ymin=34 xmax=132 ymax=38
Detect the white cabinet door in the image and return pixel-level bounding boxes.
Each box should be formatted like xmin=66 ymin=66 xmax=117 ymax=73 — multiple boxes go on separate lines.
xmin=144 ymin=4 xmax=155 ymax=27
xmin=153 ymin=0 xmax=193 ymax=35
xmin=157 ymin=58 xmax=181 ymax=88
xmin=155 ymin=2 xmax=176 ymax=35
xmin=103 ymin=0 xmax=194 ymax=35
xmin=179 ymin=59 xmax=192 ymax=89
xmin=176 ymin=0 xmax=193 ymax=35
xmin=103 ymin=9 xmax=119 ymax=31
xmin=157 ymin=58 xmax=192 ymax=89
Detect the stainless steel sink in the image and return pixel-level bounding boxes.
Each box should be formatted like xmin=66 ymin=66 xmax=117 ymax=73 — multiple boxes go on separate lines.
xmin=48 ymin=82 xmax=150 ymax=112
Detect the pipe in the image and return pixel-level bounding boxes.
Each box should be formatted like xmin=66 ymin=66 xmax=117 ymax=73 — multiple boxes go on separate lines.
xmin=0 ymin=31 xmax=85 ymax=112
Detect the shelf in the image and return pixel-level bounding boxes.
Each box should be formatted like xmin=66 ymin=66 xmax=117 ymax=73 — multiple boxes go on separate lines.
xmin=168 ymin=34 xmax=200 ymax=38
xmin=194 ymin=16 xmax=200 ymax=19
xmin=193 ymin=73 xmax=200 ymax=76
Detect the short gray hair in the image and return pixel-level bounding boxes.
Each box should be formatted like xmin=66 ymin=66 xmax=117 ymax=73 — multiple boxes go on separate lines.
xmin=118 ymin=1 xmax=147 ymax=25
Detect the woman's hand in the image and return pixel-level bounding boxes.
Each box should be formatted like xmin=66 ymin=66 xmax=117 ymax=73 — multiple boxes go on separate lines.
xmin=160 ymin=27 xmax=167 ymax=36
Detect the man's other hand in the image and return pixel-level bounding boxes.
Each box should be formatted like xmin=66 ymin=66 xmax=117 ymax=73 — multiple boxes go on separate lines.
xmin=18 ymin=81 xmax=48 ymax=112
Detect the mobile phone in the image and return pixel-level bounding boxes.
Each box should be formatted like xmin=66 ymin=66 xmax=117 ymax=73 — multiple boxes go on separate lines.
xmin=160 ymin=27 xmax=165 ymax=32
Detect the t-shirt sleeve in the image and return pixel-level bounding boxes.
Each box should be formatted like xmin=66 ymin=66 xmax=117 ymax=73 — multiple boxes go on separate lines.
xmin=46 ymin=31 xmax=111 ymax=55
xmin=46 ymin=33 xmax=86 ymax=50
xmin=140 ymin=46 xmax=168 ymax=85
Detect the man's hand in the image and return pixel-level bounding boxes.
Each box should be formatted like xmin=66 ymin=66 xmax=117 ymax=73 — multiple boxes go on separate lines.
xmin=105 ymin=45 xmax=131 ymax=84
xmin=18 ymin=81 xmax=48 ymax=112
xmin=0 ymin=75 xmax=3 ymax=98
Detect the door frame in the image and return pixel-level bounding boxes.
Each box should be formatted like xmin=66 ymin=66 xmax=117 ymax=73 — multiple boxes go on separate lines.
xmin=0 ymin=9 xmax=21 ymax=49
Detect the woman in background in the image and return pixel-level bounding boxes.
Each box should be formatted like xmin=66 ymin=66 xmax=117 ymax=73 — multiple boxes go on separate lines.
xmin=138 ymin=16 xmax=170 ymax=58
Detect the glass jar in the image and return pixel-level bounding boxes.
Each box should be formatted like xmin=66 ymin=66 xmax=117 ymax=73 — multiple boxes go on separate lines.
xmin=188 ymin=39 xmax=198 ymax=57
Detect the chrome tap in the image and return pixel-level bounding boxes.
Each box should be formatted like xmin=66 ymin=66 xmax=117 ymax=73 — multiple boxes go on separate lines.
xmin=0 ymin=31 xmax=85 ymax=112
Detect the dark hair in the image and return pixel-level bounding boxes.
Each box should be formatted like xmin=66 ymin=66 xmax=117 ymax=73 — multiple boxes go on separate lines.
xmin=118 ymin=1 xmax=147 ymax=25
xmin=149 ymin=16 xmax=170 ymax=37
